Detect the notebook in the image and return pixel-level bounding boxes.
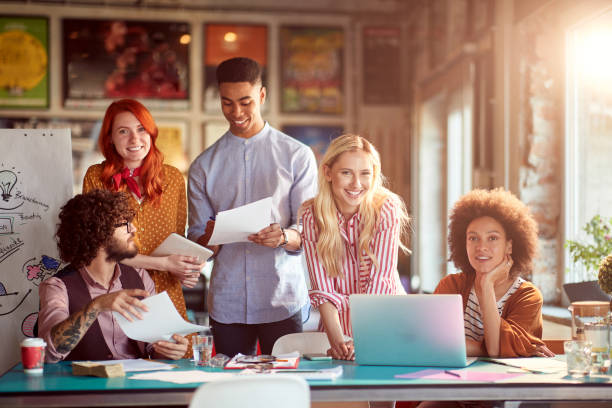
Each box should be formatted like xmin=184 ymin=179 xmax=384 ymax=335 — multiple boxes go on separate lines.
xmin=150 ymin=233 xmax=214 ymax=263
xmin=350 ymin=294 xmax=472 ymax=367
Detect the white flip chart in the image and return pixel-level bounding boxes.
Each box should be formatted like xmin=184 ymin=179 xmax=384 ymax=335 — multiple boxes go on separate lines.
xmin=0 ymin=129 xmax=73 ymax=374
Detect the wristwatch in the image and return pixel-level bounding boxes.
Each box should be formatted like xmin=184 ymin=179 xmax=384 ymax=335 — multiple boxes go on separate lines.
xmin=279 ymin=227 xmax=289 ymax=247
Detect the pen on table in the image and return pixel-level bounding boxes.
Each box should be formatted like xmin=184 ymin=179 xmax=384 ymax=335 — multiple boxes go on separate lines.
xmin=485 ymin=359 xmax=545 ymax=374
xmin=444 ymin=370 xmax=462 ymax=378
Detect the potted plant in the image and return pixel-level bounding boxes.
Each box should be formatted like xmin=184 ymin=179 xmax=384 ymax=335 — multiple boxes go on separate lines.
xmin=598 ymin=254 xmax=612 ymax=298
xmin=565 ymin=215 xmax=612 ymax=302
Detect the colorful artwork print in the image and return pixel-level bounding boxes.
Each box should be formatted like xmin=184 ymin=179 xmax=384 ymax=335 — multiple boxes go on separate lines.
xmin=283 ymin=125 xmax=342 ymax=163
xmin=280 ymin=26 xmax=344 ymax=114
xmin=63 ymin=19 xmax=190 ymax=109
xmin=0 ymin=16 xmax=48 ymax=108
xmin=204 ymin=24 xmax=267 ymax=112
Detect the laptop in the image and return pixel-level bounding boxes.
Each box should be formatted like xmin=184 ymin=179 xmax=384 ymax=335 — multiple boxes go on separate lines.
xmin=350 ymin=294 xmax=471 ymax=367
xmin=563 ymin=281 xmax=611 ymax=303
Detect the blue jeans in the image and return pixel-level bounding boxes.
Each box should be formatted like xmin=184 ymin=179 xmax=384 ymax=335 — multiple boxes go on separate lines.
xmin=210 ymin=311 xmax=303 ymax=357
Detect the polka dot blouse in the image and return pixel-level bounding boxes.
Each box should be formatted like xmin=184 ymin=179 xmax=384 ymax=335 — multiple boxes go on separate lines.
xmin=83 ymin=163 xmax=193 ymax=358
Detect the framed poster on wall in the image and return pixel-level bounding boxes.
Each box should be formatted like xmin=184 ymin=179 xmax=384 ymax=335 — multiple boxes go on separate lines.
xmin=204 ymin=24 xmax=268 ymax=112
xmin=280 ymin=26 xmax=344 ymax=114
xmin=0 ymin=16 xmax=48 ymax=108
xmin=282 ymin=125 xmax=343 ymax=163
xmin=156 ymin=120 xmax=189 ymax=173
xmin=202 ymin=121 xmax=228 ymax=150
xmin=63 ymin=19 xmax=190 ymax=110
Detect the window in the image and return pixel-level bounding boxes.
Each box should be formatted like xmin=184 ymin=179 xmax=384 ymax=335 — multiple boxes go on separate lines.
xmin=415 ymin=77 xmax=473 ymax=292
xmin=565 ymin=10 xmax=612 ymax=282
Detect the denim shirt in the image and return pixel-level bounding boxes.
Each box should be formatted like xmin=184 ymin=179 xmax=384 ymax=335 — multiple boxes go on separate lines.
xmin=187 ymin=123 xmax=318 ymax=324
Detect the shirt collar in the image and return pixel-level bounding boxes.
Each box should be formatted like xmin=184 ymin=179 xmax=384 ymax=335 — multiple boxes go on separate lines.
xmin=228 ymin=121 xmax=270 ymax=143
xmin=336 ymin=209 xmax=360 ymax=228
xmin=79 ymin=264 xmax=122 ymax=290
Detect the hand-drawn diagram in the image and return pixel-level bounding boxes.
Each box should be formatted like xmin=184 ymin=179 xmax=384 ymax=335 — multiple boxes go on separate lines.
xmin=0 ymin=168 xmax=24 ymax=211
xmin=22 ymin=312 xmax=38 ymax=337
xmin=0 ymin=281 xmax=31 ymax=316
xmin=23 ymin=255 xmax=62 ymax=286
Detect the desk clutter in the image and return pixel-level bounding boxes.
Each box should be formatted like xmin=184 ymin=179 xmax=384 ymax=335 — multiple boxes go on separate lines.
xmin=71 ymin=359 xmax=176 ymax=378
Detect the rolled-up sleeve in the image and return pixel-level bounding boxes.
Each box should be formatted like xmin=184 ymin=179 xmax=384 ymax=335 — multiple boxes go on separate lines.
xmin=499 ymin=283 xmax=545 ymax=357
xmin=38 ymin=277 xmax=71 ymax=363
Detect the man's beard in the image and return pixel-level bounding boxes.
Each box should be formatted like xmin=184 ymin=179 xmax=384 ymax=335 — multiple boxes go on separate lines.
xmin=106 ymin=236 xmax=139 ymax=263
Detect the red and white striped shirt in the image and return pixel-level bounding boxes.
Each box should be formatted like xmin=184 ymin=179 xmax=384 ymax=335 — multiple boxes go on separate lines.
xmin=302 ymin=197 xmax=406 ymax=337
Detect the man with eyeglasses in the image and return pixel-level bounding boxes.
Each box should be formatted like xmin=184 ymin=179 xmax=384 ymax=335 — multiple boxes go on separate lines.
xmin=188 ymin=57 xmax=318 ymax=357
xmin=38 ymin=189 xmax=188 ymax=362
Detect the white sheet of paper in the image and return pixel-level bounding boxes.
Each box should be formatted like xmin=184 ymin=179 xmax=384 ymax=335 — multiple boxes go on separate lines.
xmin=208 ymin=197 xmax=273 ymax=245
xmin=130 ymin=370 xmax=237 ymax=384
xmin=79 ymin=359 xmax=175 ymax=372
xmin=113 ymin=291 xmax=207 ymax=343
xmin=485 ymin=357 xmax=567 ymax=373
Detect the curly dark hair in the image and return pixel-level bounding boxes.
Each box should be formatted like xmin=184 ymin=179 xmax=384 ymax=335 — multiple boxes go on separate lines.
xmin=56 ymin=190 xmax=135 ymax=269
xmin=448 ymin=188 xmax=538 ymax=279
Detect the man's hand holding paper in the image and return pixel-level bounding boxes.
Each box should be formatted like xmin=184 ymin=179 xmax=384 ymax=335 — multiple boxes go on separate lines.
xmin=248 ymin=223 xmax=285 ymax=248
xmin=112 ymin=291 xmax=207 ymax=344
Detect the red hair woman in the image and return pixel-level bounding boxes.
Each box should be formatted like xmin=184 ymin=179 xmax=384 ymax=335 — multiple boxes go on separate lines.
xmin=83 ymin=99 xmax=204 ymax=358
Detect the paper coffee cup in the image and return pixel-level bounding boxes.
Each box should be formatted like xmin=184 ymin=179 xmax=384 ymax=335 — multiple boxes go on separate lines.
xmin=21 ymin=338 xmax=46 ymax=375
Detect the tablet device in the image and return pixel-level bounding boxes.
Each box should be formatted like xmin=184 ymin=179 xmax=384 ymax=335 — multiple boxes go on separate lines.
xmin=150 ymin=233 xmax=214 ymax=263
xmin=350 ymin=294 xmax=472 ymax=367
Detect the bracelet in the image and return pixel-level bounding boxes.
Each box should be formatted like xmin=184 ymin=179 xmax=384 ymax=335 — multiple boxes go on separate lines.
xmin=279 ymin=227 xmax=289 ymax=247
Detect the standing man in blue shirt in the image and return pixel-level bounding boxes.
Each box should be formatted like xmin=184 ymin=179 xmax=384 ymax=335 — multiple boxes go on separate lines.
xmin=188 ymin=57 xmax=318 ymax=357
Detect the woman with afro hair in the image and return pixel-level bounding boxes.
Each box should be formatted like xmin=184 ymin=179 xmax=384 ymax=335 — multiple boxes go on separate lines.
xmin=435 ymin=188 xmax=553 ymax=358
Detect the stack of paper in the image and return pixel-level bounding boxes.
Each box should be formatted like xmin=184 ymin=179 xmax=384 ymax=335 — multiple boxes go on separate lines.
xmin=225 ymin=352 xmax=300 ymax=369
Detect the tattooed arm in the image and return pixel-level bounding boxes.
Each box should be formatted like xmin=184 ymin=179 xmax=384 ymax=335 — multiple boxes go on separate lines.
xmin=38 ymin=276 xmax=150 ymax=362
xmin=49 ymin=289 xmax=150 ymax=356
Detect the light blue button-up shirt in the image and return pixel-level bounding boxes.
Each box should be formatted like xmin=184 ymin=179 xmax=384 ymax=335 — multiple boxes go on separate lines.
xmin=187 ymin=123 xmax=318 ymax=324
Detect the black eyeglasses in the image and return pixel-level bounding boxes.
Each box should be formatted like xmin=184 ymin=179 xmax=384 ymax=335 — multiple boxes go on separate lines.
xmin=114 ymin=221 xmax=133 ymax=233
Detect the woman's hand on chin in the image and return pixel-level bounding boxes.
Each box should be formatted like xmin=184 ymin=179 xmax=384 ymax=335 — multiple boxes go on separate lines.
xmin=475 ymin=255 xmax=513 ymax=291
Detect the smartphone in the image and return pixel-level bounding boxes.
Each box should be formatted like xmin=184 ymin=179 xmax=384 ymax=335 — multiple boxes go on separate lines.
xmin=303 ymin=353 xmax=332 ymax=361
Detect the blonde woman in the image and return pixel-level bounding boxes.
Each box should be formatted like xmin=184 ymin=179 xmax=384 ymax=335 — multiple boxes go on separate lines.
xmin=301 ymin=134 xmax=410 ymax=361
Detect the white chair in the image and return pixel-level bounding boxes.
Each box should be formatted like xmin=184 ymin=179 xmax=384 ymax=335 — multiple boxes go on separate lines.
xmin=302 ymin=304 xmax=321 ymax=331
xmin=188 ymin=374 xmax=310 ymax=408
xmin=272 ymin=331 xmax=331 ymax=356
xmin=271 ymin=332 xmax=367 ymax=408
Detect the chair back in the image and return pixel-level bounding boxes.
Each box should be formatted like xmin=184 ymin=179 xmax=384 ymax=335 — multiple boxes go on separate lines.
xmin=188 ymin=374 xmax=310 ymax=408
xmin=272 ymin=332 xmax=331 ymax=356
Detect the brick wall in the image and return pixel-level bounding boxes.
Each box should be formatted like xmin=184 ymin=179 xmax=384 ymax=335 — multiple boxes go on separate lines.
xmin=515 ymin=9 xmax=564 ymax=302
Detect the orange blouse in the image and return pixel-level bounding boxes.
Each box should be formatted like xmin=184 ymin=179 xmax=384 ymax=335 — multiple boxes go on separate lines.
xmin=435 ymin=272 xmax=545 ymax=357
xmin=83 ymin=163 xmax=193 ymax=357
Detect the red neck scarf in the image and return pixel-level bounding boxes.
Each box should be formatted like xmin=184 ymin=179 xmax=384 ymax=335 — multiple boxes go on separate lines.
xmin=112 ymin=167 xmax=142 ymax=198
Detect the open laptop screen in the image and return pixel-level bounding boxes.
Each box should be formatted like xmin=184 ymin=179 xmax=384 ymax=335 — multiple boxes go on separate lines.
xmin=349 ymin=294 xmax=469 ymax=367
